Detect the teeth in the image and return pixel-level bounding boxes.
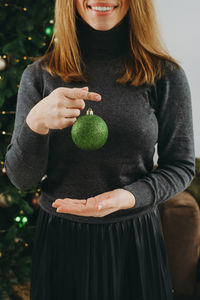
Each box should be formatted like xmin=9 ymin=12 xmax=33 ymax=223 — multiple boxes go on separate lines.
xmin=91 ymin=6 xmax=114 ymax=11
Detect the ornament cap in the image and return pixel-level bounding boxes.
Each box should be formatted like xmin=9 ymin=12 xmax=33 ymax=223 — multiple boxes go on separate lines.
xmin=86 ymin=107 xmax=93 ymax=115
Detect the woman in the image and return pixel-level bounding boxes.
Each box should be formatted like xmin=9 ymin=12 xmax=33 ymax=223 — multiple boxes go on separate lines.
xmin=4 ymin=0 xmax=195 ymax=299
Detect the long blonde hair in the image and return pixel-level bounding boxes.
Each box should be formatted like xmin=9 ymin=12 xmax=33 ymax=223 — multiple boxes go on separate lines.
xmin=30 ymin=0 xmax=181 ymax=86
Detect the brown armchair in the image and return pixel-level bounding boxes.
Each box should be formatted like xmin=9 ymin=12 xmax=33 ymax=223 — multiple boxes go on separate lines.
xmin=158 ymin=173 xmax=200 ymax=300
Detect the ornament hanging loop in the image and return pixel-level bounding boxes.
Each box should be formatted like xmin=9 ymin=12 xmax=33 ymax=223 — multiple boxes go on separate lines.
xmin=86 ymin=107 xmax=93 ymax=115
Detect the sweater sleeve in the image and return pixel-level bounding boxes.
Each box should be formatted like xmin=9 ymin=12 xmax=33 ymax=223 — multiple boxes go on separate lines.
xmin=4 ymin=62 xmax=50 ymax=191
xmin=122 ymin=62 xmax=196 ymax=210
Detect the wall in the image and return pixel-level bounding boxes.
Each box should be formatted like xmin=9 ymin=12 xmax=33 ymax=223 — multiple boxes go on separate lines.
xmin=153 ymin=0 xmax=200 ymax=163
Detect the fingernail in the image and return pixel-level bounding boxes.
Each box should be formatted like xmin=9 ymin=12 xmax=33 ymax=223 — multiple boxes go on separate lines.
xmin=82 ymin=86 xmax=89 ymax=89
xmin=95 ymin=95 xmax=101 ymax=100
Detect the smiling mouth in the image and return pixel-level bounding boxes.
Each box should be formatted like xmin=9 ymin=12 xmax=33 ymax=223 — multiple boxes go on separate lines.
xmin=87 ymin=5 xmax=119 ymax=9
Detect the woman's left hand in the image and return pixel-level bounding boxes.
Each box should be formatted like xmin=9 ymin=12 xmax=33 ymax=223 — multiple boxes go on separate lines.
xmin=52 ymin=188 xmax=136 ymax=217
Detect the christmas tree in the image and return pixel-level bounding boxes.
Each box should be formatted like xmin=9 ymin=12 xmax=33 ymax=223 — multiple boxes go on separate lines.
xmin=0 ymin=0 xmax=54 ymax=298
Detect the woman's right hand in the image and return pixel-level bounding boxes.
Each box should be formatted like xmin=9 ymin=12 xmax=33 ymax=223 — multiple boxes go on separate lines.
xmin=26 ymin=86 xmax=101 ymax=134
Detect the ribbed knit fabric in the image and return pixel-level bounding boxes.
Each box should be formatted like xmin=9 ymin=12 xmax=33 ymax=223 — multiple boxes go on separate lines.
xmin=76 ymin=10 xmax=130 ymax=60
xmin=4 ymin=11 xmax=195 ymax=224
xmin=4 ymin=10 xmax=191 ymax=300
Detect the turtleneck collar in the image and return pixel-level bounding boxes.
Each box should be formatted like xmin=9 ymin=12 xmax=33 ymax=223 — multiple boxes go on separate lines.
xmin=76 ymin=10 xmax=130 ymax=61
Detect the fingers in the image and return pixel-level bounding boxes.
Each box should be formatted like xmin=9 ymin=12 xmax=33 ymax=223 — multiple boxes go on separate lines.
xmin=63 ymin=98 xmax=86 ymax=110
xmin=54 ymin=202 xmax=117 ymax=217
xmin=56 ymin=203 xmax=86 ymax=214
xmin=52 ymin=199 xmax=87 ymax=207
xmin=58 ymin=87 xmax=102 ymax=102
xmin=51 ymin=193 xmax=116 ymax=217
xmin=59 ymin=108 xmax=81 ymax=118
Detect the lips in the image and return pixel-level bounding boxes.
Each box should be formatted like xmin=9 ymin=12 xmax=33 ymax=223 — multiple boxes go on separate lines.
xmin=87 ymin=2 xmax=118 ymax=8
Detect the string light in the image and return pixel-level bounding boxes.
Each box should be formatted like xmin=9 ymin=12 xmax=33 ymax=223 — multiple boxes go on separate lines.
xmin=0 ymin=111 xmax=16 ymax=114
xmin=0 ymin=3 xmax=28 ymax=11
xmin=14 ymin=215 xmax=28 ymax=228
xmin=0 ymin=12 xmax=52 ymax=135
xmin=22 ymin=216 xmax=28 ymax=223
xmin=0 ymin=110 xmax=16 ymax=135
xmin=45 ymin=26 xmax=53 ymax=36
xmin=0 ymin=131 xmax=12 ymax=136
xmin=0 ymin=160 xmax=6 ymax=174
xmin=0 ymin=3 xmax=55 ymax=188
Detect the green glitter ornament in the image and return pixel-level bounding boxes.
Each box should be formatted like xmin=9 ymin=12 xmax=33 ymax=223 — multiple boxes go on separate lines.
xmin=71 ymin=107 xmax=108 ymax=151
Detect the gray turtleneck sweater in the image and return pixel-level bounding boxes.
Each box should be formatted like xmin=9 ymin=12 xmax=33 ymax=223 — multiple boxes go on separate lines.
xmin=4 ymin=12 xmax=195 ymax=224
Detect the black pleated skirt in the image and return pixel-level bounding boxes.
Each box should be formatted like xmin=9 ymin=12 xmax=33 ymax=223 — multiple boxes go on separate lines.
xmin=30 ymin=205 xmax=174 ymax=300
